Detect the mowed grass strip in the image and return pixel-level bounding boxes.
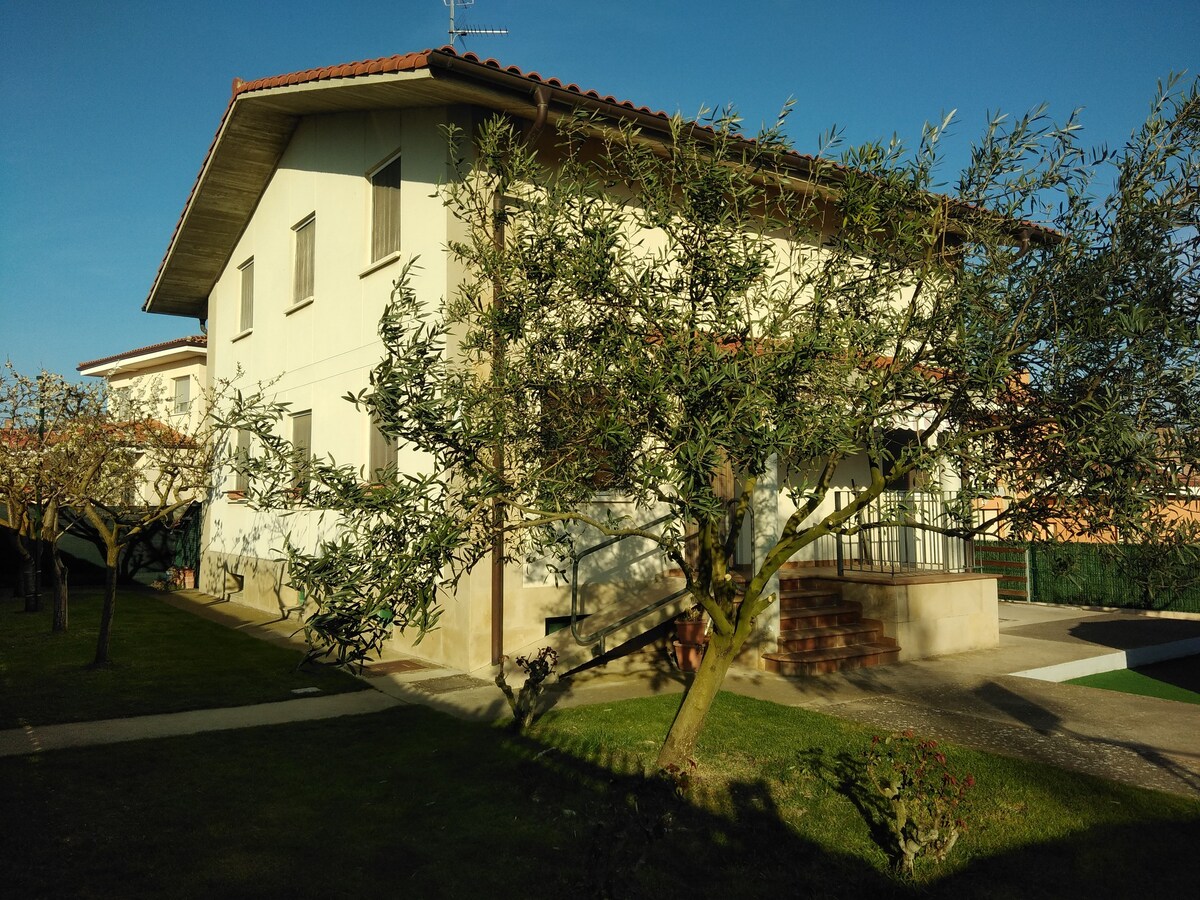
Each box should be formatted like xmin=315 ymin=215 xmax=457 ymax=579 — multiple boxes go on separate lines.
xmin=2 ymin=693 xmax=1197 ymax=899
xmin=1067 ymin=656 xmax=1200 ymax=705
xmin=0 ymin=588 xmax=365 ymax=728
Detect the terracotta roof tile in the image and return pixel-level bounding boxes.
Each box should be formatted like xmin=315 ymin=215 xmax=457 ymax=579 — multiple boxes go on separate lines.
xmin=230 ymin=47 xmax=688 ymax=131
xmin=232 ymin=49 xmax=435 ymax=97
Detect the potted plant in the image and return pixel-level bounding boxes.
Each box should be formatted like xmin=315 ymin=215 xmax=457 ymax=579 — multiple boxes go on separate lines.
xmin=675 ymin=605 xmax=708 ymax=645
xmin=673 ymin=605 xmax=709 ymax=672
xmin=168 ymin=565 xmax=195 ymax=589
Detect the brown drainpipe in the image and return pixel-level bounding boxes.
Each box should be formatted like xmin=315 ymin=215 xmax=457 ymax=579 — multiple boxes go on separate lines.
xmin=489 ymin=86 xmax=551 ymax=665
xmin=527 ymin=85 xmax=550 ymax=143
xmin=490 ymin=178 xmax=507 ymax=665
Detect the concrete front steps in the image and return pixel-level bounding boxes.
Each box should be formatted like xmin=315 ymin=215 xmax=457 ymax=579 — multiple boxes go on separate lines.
xmin=762 ymin=577 xmax=899 ymax=676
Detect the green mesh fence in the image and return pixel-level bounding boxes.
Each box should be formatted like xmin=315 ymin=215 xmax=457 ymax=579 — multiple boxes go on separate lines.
xmin=170 ymin=505 xmax=203 ymax=570
xmin=975 ymin=541 xmax=1200 ymax=613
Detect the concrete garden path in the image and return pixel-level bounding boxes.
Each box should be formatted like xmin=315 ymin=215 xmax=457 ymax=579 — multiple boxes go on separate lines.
xmin=3 ymin=588 xmax=1198 ymax=800
xmin=0 ymin=691 xmax=400 ymax=756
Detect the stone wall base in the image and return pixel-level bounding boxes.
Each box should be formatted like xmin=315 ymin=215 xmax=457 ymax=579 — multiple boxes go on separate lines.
xmin=824 ymin=571 xmax=999 ymax=660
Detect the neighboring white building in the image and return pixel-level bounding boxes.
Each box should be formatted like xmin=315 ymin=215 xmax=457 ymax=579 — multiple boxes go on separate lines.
xmin=140 ymin=49 xmax=998 ymax=676
xmin=78 ymin=335 xmax=210 ymax=508
xmin=78 ymin=335 xmax=208 ymax=429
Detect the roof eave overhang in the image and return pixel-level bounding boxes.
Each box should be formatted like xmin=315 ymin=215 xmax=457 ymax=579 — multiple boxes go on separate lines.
xmin=143 ymin=53 xmax=765 ymax=321
xmin=144 ymin=67 xmax=468 ymax=318
xmin=144 ymin=50 xmax=1057 ymax=319
xmin=79 ymin=345 xmax=207 ymax=378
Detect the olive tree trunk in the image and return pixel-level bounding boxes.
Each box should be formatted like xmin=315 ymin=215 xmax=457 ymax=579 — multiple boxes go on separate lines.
xmin=656 ymin=626 xmax=742 ymax=770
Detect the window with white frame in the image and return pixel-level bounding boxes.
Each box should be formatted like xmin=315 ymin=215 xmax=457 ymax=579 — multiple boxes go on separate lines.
xmin=293 ymin=214 xmax=315 ymax=305
xmin=370 ymin=154 xmax=402 ymax=262
xmin=172 ymin=376 xmax=191 ymax=416
xmin=238 ymin=257 xmax=254 ymax=331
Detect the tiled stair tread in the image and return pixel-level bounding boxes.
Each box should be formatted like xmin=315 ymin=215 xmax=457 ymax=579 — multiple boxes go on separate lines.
xmin=778 ymin=621 xmax=889 ymax=641
xmin=765 ymin=655 xmax=897 ymax=672
xmin=778 ymin=589 xmax=842 ymax=608
xmin=782 ymin=624 xmax=888 ymax=638
xmin=777 ymin=633 xmax=899 ymax=652
xmin=779 ymin=601 xmax=861 ymax=616
xmin=766 ymin=576 xmax=901 ymax=674
xmin=763 ymin=643 xmax=902 ymax=672
xmin=763 ymin=641 xmax=900 ymax=663
xmin=779 ymin=616 xmax=863 ymax=631
xmin=779 ymin=604 xmax=864 ymax=628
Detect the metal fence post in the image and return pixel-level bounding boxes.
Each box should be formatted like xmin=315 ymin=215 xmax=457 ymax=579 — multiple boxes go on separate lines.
xmin=834 ymin=491 xmax=844 ymax=577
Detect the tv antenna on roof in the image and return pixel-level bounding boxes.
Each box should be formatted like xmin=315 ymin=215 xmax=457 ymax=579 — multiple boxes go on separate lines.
xmin=445 ymin=1 xmax=508 ymax=49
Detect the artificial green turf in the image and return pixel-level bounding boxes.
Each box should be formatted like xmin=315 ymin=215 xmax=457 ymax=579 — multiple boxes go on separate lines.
xmin=0 ymin=588 xmax=365 ymax=727
xmin=1067 ymin=659 xmax=1200 ymax=705
xmin=2 ymin=692 xmax=1196 ymax=899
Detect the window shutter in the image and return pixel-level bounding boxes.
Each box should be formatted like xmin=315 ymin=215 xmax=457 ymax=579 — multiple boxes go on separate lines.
xmin=292 ymin=411 xmax=313 ymax=491
xmin=239 ymin=259 xmax=254 ymax=331
xmin=369 ymin=417 xmax=397 ymax=481
xmin=371 ymin=156 xmax=402 ymax=262
xmin=235 ymin=429 xmax=251 ymax=493
xmin=294 ymin=217 xmax=315 ymax=303
xmin=173 ymin=376 xmax=191 ymax=415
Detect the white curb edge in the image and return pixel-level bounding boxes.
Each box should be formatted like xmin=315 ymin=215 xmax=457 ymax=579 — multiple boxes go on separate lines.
xmin=1012 ymin=636 xmax=1200 ymax=682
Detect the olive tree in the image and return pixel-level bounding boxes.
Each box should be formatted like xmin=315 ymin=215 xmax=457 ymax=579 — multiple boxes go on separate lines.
xmin=230 ymin=77 xmax=1198 ymax=769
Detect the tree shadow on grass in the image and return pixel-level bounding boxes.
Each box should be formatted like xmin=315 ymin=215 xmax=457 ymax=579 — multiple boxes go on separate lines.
xmin=1123 ymin=655 xmax=1200 ymax=693
xmin=5 ymin=699 xmax=1199 ymax=899
xmin=798 ymin=745 xmax=898 ymax=869
xmin=0 ymin=705 xmax=909 ymax=900
xmin=922 ymin=815 xmax=1200 ymax=900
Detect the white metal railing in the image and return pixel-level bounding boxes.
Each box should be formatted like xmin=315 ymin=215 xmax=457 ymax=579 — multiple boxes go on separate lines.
xmin=817 ymin=489 xmax=975 ymax=575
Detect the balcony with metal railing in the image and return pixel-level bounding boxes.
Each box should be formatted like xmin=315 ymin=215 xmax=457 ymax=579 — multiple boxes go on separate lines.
xmin=810 ymin=489 xmax=978 ymax=577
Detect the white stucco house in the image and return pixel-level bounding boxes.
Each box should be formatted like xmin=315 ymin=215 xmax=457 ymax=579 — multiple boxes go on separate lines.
xmin=141 ymin=48 xmax=1000 ymax=677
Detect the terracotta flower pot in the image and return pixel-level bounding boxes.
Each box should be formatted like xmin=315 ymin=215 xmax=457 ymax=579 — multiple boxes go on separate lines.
xmin=675 ymin=619 xmax=708 ymax=645
xmin=673 ymin=639 xmax=706 ymax=672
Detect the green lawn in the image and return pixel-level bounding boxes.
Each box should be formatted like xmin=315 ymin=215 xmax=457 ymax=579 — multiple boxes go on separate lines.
xmin=1067 ymin=657 xmax=1200 ymax=705
xmin=2 ymin=692 xmax=1196 ymax=899
xmin=0 ymin=588 xmax=365 ymax=728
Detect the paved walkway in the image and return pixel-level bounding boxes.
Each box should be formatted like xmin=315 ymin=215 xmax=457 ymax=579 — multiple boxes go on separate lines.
xmin=0 ymin=692 xmax=399 ymax=756
xmin=3 ymin=589 xmax=1199 ymax=799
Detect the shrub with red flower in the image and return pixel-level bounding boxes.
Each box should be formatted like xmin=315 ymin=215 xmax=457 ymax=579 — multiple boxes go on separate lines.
xmin=864 ymin=730 xmax=975 ymax=874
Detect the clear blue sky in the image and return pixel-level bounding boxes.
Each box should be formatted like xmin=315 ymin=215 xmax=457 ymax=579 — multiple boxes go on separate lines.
xmin=1 ymin=0 xmax=1196 ymax=379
